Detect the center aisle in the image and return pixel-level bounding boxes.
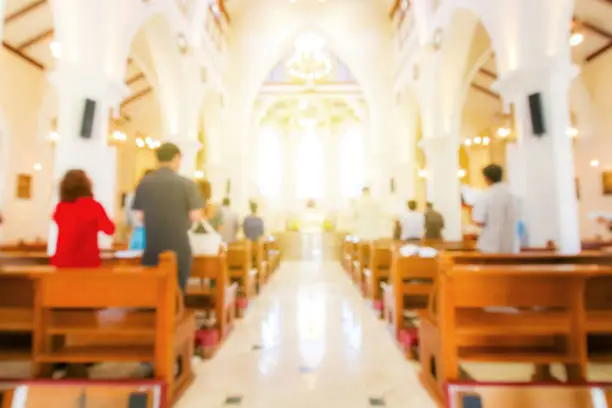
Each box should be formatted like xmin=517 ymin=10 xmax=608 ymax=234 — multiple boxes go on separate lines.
xmin=177 ymin=261 xmax=437 ymax=408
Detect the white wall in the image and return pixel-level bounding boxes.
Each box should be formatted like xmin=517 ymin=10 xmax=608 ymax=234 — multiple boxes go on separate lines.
xmin=574 ymin=52 xmax=612 ymax=239
xmin=0 ymin=49 xmax=54 ymax=243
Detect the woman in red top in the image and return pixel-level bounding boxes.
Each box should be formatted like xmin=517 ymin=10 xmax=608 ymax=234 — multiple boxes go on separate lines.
xmin=51 ymin=170 xmax=115 ymax=268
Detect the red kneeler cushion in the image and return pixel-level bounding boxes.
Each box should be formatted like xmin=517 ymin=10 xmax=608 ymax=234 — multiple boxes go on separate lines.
xmin=398 ymin=327 xmax=419 ymax=348
xmin=195 ymin=328 xmax=220 ymax=347
xmin=236 ymin=297 xmax=249 ymax=310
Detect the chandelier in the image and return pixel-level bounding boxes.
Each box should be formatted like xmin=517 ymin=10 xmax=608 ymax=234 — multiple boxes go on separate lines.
xmin=285 ymin=33 xmax=332 ymax=87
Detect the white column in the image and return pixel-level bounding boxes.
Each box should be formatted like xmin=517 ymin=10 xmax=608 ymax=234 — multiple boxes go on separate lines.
xmin=175 ymin=139 xmax=201 ymax=178
xmin=494 ymin=63 xmax=580 ymax=253
xmin=420 ymin=136 xmax=462 ymax=241
xmin=48 ymin=65 xmax=128 ymax=253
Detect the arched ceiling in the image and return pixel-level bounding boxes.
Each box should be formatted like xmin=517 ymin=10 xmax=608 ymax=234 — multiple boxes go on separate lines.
xmin=1 ymin=0 xmax=155 ymax=113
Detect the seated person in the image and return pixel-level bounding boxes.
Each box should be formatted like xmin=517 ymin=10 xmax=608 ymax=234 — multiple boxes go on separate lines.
xmin=398 ymin=200 xmax=424 ymax=242
xmin=243 ymin=201 xmax=265 ymax=242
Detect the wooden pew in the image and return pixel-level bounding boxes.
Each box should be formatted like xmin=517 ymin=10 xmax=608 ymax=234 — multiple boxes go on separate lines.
xmin=227 ymin=241 xmax=258 ymax=315
xmin=381 ymin=248 xmax=437 ymax=358
xmin=0 ymin=252 xmax=195 ymax=405
xmin=252 ymin=239 xmax=269 ymax=289
xmin=186 ymin=251 xmax=238 ymax=358
xmin=342 ymin=236 xmax=358 ymax=274
xmin=263 ymin=236 xmax=281 ymax=274
xmin=364 ymin=240 xmax=392 ymax=314
xmin=352 ymin=240 xmax=371 ymax=293
xmin=418 ymin=261 xmax=608 ymax=403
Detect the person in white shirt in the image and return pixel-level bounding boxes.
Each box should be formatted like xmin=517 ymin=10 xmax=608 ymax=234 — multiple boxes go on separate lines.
xmin=398 ymin=200 xmax=425 ymax=242
xmin=472 ymin=164 xmax=518 ymax=253
xmin=352 ymin=187 xmax=383 ymax=240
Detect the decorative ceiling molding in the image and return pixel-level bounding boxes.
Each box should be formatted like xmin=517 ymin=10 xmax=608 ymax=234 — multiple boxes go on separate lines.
xmin=471 ymin=83 xmax=500 ymax=100
xmin=4 ymin=0 xmax=47 ymax=25
xmin=120 ymin=87 xmax=153 ymax=108
xmin=17 ymin=28 xmax=54 ymax=50
xmin=1 ymin=41 xmax=44 ymax=69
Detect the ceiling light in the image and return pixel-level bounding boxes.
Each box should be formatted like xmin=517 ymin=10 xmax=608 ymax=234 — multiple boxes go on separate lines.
xmin=464 ymin=139 xmax=472 ymax=146
xmin=483 ymin=136 xmax=491 ymax=146
xmin=569 ymin=32 xmax=584 ymax=47
xmin=112 ymin=130 xmax=127 ymax=141
xmin=457 ymin=169 xmax=466 ymax=178
xmin=33 ymin=163 xmax=42 ymax=171
xmin=195 ymin=170 xmax=204 ymax=179
xmin=49 ymin=41 xmax=61 ymax=58
xmin=590 ymin=159 xmax=600 ymax=168
xmin=136 ymin=138 xmax=145 ymax=148
xmin=567 ymin=127 xmax=579 ymax=138
xmin=497 ymin=127 xmax=511 ymax=138
xmin=49 ymin=131 xmax=60 ymax=142
xmin=474 ymin=136 xmax=482 ymax=145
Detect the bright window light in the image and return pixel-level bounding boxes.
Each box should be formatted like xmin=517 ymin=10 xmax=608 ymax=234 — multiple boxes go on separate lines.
xmin=296 ymin=129 xmax=324 ymax=199
xmin=339 ymin=127 xmax=364 ymax=198
xmin=258 ymin=127 xmax=282 ymax=198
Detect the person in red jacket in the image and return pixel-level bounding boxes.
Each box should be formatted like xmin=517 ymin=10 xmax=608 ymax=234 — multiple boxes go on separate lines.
xmin=51 ymin=169 xmax=115 ymax=268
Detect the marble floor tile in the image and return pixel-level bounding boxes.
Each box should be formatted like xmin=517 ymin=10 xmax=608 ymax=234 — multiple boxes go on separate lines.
xmin=175 ymin=261 xmax=436 ymax=408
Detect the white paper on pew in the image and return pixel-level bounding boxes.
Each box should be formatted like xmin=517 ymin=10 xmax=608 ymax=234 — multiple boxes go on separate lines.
xmin=483 ymin=307 xmax=520 ymax=314
xmin=400 ymin=245 xmax=420 ymax=256
xmin=461 ymin=185 xmax=486 ymax=207
xmin=418 ymin=247 xmax=438 ymax=258
xmin=115 ymin=249 xmax=143 ymax=258
xmin=97 ymin=308 xmax=126 ymax=324
xmin=588 ymin=211 xmax=612 ymax=220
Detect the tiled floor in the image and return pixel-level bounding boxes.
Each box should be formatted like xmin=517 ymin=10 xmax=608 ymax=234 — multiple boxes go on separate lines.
xmin=176 ymin=261 xmax=437 ymax=408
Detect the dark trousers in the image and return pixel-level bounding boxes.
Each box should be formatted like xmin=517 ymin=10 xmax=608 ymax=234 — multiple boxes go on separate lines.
xmin=143 ymin=249 xmax=192 ymax=293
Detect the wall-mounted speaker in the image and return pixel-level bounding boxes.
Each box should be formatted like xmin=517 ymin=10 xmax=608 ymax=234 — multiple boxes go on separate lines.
xmin=390 ymin=178 xmax=396 ymax=193
xmin=80 ymin=99 xmax=97 ymax=139
xmin=128 ymin=392 xmax=149 ymax=408
xmin=225 ymin=179 xmax=231 ymax=194
xmin=528 ymin=93 xmax=546 ymax=136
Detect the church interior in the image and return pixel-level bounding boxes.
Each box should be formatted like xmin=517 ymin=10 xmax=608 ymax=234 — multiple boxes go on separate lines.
xmin=2 ymin=0 xmax=612 ymax=406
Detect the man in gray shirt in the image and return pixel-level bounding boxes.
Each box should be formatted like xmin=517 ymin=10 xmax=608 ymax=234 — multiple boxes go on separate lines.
xmin=132 ymin=143 xmax=204 ymax=290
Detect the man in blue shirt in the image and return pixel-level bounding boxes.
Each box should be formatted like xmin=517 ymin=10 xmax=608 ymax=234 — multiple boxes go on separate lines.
xmin=243 ymin=201 xmax=265 ymax=242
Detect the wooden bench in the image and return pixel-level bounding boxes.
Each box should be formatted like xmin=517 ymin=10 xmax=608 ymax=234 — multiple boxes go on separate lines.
xmin=342 ymin=236 xmax=358 ymax=274
xmin=352 ymin=240 xmax=371 ymax=293
xmin=381 ymin=248 xmax=437 ymax=358
xmin=252 ymin=239 xmax=269 ymax=289
xmin=363 ymin=241 xmax=392 ymax=314
xmin=227 ymin=241 xmax=258 ymax=315
xmin=418 ymin=261 xmax=610 ymax=403
xmin=186 ymin=251 xmax=238 ymax=357
xmin=0 ymin=252 xmax=195 ymax=405
xmin=263 ymin=236 xmax=281 ymax=274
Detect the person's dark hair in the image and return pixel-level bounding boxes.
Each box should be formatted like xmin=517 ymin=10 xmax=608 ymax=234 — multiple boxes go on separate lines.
xmin=482 ymin=164 xmax=503 ymax=184
xmin=60 ymin=169 xmax=93 ymax=202
xmin=156 ymin=142 xmax=181 ymax=163
xmin=222 ymin=197 xmax=231 ymax=206
xmin=426 ymin=202 xmax=434 ymax=209
xmin=249 ymin=201 xmax=258 ymax=214
xmin=143 ymin=169 xmax=154 ymax=177
xmin=407 ymin=200 xmax=417 ymax=211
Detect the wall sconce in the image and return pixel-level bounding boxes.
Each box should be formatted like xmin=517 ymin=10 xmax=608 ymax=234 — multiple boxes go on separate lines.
xmin=417 ymin=169 xmax=427 ymax=178
xmin=590 ymin=159 xmax=600 ymax=168
xmin=457 ymin=169 xmax=467 ymax=178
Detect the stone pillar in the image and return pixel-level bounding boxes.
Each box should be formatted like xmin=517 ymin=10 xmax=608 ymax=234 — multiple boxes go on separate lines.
xmin=48 ymin=64 xmax=128 ymax=253
xmin=0 ymin=0 xmax=4 ymax=43
xmin=175 ymin=139 xmax=201 ymax=178
xmin=420 ymin=136 xmax=462 ymax=241
xmin=494 ymin=62 xmax=580 ymax=253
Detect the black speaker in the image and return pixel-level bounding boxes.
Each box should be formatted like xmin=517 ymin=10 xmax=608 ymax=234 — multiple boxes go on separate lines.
xmin=390 ymin=178 xmax=395 ymax=193
xmin=80 ymin=98 xmax=97 ymax=139
xmin=528 ymin=93 xmax=546 ymax=136
xmin=225 ymin=179 xmax=231 ymax=194
xmin=128 ymin=392 xmax=149 ymax=408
